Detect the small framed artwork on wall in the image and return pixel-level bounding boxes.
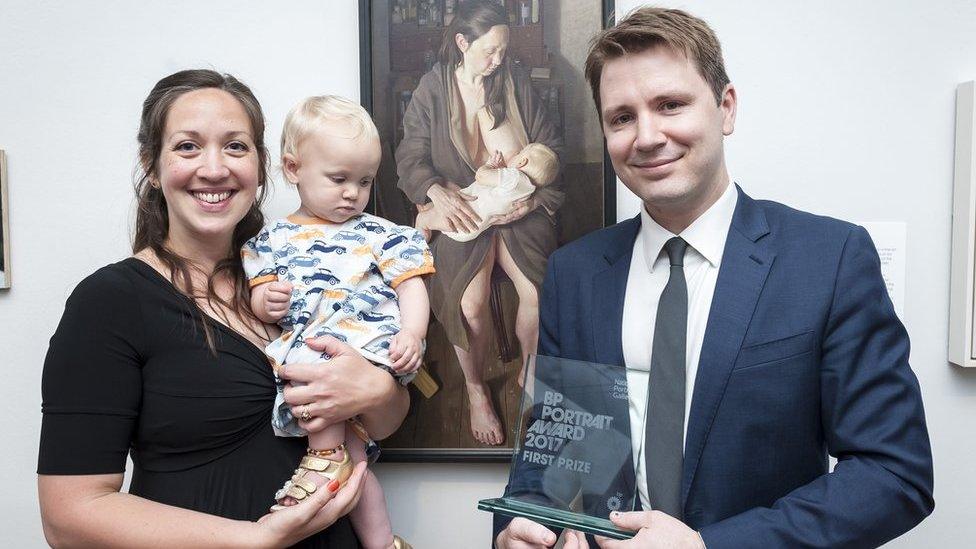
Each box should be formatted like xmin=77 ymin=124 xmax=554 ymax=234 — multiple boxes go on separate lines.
xmin=0 ymin=150 xmax=9 ymax=289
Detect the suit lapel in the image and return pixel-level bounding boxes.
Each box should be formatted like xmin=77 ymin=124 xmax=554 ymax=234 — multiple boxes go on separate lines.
xmin=682 ymin=187 xmax=775 ymax=508
xmin=591 ymin=216 xmax=641 ymax=367
xmin=586 ymin=216 xmax=641 ymax=511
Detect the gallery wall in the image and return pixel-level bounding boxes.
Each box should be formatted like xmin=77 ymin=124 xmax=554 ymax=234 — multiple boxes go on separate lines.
xmin=1 ymin=0 xmax=975 ymax=546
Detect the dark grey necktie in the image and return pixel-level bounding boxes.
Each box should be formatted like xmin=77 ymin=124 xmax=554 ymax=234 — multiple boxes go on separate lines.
xmin=645 ymin=236 xmax=688 ymax=518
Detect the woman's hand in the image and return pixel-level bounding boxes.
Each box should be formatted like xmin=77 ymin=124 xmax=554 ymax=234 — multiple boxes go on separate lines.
xmin=489 ymin=194 xmax=540 ymax=227
xmin=415 ymin=201 xmax=454 ymax=236
xmin=426 ymin=181 xmax=482 ymax=233
xmin=253 ymin=461 xmax=367 ymax=548
xmin=278 ymin=336 xmax=407 ymax=439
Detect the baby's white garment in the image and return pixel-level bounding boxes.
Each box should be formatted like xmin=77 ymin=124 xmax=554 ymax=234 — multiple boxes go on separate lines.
xmin=444 ymin=167 xmax=536 ymax=242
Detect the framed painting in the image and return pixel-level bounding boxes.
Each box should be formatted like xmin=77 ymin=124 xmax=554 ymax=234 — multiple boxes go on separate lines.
xmin=0 ymin=150 xmax=9 ymax=289
xmin=360 ymin=0 xmax=616 ymax=460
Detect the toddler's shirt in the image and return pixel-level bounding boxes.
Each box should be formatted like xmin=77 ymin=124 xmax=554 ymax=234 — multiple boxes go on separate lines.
xmin=242 ymin=213 xmax=434 ymax=371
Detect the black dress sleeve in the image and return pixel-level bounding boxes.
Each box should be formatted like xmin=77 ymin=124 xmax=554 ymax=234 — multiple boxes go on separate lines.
xmin=38 ymin=264 xmax=145 ymax=474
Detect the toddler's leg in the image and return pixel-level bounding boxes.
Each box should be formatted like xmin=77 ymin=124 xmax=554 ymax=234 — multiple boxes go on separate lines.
xmin=276 ymin=421 xmax=348 ymax=507
xmin=346 ymin=428 xmax=396 ymax=549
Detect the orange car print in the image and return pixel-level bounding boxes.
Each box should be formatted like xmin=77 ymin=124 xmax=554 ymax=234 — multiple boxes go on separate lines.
xmin=337 ymin=318 xmax=369 ymax=333
xmin=291 ymin=229 xmax=326 ymax=241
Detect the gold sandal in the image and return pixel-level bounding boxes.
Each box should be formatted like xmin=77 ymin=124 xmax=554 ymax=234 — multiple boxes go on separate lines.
xmin=272 ymin=443 xmax=353 ymax=510
xmin=393 ymin=535 xmax=412 ymax=549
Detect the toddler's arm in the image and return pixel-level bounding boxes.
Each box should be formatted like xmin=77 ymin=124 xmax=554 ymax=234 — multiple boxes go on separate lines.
xmin=389 ymin=277 xmax=429 ymax=373
xmin=251 ymin=280 xmax=294 ymax=324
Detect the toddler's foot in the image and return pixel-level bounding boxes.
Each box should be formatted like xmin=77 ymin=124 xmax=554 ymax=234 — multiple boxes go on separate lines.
xmin=273 ymin=444 xmax=353 ymax=509
xmin=466 ymin=382 xmax=504 ymax=446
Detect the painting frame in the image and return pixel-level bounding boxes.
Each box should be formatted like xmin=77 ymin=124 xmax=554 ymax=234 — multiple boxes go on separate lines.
xmin=0 ymin=150 xmax=9 ymax=289
xmin=359 ymin=0 xmax=617 ymax=462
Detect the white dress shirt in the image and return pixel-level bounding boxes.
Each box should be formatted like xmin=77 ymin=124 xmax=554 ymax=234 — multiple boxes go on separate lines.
xmin=622 ymin=182 xmax=738 ymax=511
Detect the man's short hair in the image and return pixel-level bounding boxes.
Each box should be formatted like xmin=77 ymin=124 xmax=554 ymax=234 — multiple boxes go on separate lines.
xmin=584 ymin=7 xmax=730 ymax=115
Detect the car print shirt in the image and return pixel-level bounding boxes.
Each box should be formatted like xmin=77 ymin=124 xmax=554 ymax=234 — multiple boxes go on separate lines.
xmin=242 ymin=213 xmax=434 ymax=375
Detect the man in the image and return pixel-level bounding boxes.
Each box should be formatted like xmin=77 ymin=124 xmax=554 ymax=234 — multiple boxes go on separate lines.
xmin=494 ymin=7 xmax=933 ymax=548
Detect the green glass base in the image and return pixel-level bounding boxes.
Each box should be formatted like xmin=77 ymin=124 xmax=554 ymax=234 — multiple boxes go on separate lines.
xmin=478 ymin=497 xmax=634 ymax=540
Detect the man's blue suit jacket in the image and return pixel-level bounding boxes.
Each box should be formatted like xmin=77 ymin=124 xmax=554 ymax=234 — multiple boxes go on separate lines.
xmin=496 ymin=187 xmax=933 ymax=548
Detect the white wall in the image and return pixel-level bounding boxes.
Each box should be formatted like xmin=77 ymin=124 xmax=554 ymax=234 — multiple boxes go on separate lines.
xmin=2 ymin=0 xmax=975 ymax=546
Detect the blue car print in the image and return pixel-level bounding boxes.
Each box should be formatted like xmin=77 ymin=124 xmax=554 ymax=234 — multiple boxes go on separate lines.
xmin=335 ymin=230 xmax=366 ymax=244
xmin=368 ymin=286 xmax=397 ymax=300
xmin=382 ymin=235 xmax=407 ymax=251
xmin=295 ymin=311 xmax=312 ymax=326
xmin=273 ymin=243 xmax=299 ymax=261
xmin=289 ymin=298 xmax=307 ymax=312
xmin=302 ymin=269 xmax=340 ymax=286
xmin=273 ymin=221 xmax=301 ymax=232
xmin=366 ymin=339 xmax=391 ymax=353
xmin=313 ymin=329 xmax=348 ymax=342
xmin=288 ymin=255 xmax=321 ymax=268
xmin=398 ymin=246 xmax=424 ymax=260
xmin=255 ymin=243 xmax=274 ymax=254
xmin=332 ymin=301 xmax=356 ymax=314
xmin=354 ymin=220 xmax=385 ymax=234
xmin=307 ymin=240 xmax=346 ymax=255
xmin=257 ymin=231 xmax=271 ymax=242
xmin=276 ymin=265 xmax=289 ymax=276
xmin=351 ymin=292 xmax=381 ymax=307
xmin=358 ymin=311 xmax=395 ymax=323
xmin=256 ymin=267 xmax=277 ymax=279
xmin=378 ymin=324 xmax=398 ymax=335
xmin=410 ymin=232 xmax=426 ymax=244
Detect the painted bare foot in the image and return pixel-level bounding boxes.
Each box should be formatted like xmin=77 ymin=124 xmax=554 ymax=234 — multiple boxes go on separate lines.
xmin=274 ymin=447 xmax=350 ymax=508
xmin=466 ymin=382 xmax=504 ymax=445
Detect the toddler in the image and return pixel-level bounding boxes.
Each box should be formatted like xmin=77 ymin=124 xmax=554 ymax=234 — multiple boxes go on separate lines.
xmin=243 ymin=95 xmax=432 ymax=549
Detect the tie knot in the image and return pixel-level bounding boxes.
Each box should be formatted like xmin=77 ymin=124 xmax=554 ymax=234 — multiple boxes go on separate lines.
xmin=664 ymin=237 xmax=687 ymax=267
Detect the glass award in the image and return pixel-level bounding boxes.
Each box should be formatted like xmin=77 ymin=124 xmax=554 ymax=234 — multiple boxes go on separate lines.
xmin=478 ymin=355 xmax=639 ymax=540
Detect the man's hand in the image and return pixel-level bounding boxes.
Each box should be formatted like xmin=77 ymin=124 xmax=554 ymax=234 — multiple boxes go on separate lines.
xmin=495 ymin=517 xmax=558 ymax=549
xmin=596 ymin=511 xmax=705 ymax=549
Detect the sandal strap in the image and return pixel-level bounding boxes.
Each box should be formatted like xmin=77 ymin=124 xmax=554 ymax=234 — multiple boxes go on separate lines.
xmin=274 ymin=446 xmax=353 ymax=505
xmin=290 ymin=476 xmax=318 ymax=494
xmin=285 ymin=484 xmax=309 ymax=500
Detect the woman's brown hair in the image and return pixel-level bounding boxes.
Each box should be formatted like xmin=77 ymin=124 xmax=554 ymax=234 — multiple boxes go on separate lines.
xmin=133 ymin=69 xmax=270 ymax=351
xmin=438 ymin=0 xmax=510 ymax=129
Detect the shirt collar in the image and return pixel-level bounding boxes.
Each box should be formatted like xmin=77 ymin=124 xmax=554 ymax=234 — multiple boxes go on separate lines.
xmin=638 ymin=181 xmax=739 ymax=272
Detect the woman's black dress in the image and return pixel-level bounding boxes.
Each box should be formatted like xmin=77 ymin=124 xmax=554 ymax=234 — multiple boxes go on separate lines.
xmin=37 ymin=258 xmax=359 ymax=548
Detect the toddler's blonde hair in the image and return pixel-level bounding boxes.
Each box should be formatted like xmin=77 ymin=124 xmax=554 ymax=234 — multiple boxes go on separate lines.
xmin=280 ymin=95 xmax=379 ymax=163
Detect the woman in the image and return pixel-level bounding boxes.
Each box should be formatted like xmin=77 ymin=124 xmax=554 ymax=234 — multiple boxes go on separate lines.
xmin=37 ymin=70 xmax=408 ymax=548
xmin=396 ymin=0 xmax=564 ymax=446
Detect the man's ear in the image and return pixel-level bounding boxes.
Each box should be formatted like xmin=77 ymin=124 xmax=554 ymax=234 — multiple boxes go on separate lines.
xmin=455 ymin=32 xmax=469 ymax=53
xmin=282 ymin=153 xmax=301 ymax=185
xmin=720 ymin=83 xmax=737 ymax=136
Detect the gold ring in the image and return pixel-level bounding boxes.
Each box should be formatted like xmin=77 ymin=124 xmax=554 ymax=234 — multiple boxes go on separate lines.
xmin=300 ymin=405 xmax=311 ymax=423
